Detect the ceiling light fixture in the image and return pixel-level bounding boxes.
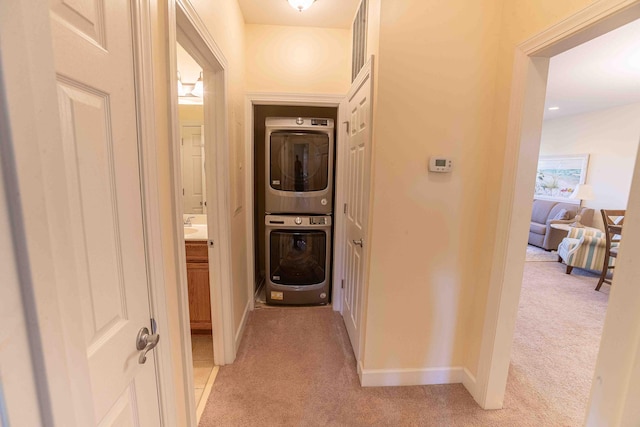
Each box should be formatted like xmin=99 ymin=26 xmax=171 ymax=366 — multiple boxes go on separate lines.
xmin=287 ymin=0 xmax=316 ymax=12
xmin=548 ymin=106 xmax=560 ymax=111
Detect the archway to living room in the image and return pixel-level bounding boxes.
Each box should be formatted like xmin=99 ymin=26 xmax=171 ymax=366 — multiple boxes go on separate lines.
xmin=507 ymin=18 xmax=640 ymax=425
xmin=478 ymin=2 xmax=640 ymax=425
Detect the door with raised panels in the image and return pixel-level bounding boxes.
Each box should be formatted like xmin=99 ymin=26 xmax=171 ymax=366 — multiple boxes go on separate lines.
xmin=342 ymin=61 xmax=373 ymax=361
xmin=181 ymin=124 xmax=206 ymax=214
xmin=50 ymin=0 xmax=161 ymax=424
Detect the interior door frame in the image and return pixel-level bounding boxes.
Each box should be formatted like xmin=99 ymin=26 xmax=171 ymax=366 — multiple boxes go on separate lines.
xmin=476 ymin=0 xmax=640 ymax=422
xmin=168 ymin=0 xmax=236 ymax=423
xmin=244 ymin=93 xmax=345 ymax=312
xmin=0 ymin=0 xmax=178 ymax=425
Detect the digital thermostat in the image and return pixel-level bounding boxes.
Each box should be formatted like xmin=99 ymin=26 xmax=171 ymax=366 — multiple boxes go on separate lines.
xmin=429 ymin=157 xmax=453 ymax=173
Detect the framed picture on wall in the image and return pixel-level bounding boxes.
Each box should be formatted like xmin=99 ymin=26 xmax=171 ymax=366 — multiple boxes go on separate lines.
xmin=534 ymin=154 xmax=589 ymax=204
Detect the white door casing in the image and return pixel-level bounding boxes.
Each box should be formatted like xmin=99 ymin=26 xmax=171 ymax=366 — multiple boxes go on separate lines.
xmin=50 ymin=0 xmax=161 ymax=424
xmin=342 ymin=59 xmax=374 ymax=362
xmin=181 ymin=124 xmax=206 ymax=214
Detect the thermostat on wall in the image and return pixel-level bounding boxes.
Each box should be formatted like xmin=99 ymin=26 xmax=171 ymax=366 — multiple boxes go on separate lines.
xmin=429 ymin=157 xmax=453 ymax=173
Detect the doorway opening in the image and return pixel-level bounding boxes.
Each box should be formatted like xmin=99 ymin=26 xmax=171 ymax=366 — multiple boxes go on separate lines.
xmin=251 ymin=105 xmax=338 ymax=306
xmin=510 ymin=19 xmax=640 ymax=424
xmin=478 ymin=3 xmax=640 ymax=423
xmin=169 ymin=2 xmax=235 ymax=425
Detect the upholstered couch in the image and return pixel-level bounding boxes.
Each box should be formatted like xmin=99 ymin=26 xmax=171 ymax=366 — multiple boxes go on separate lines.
xmin=528 ymin=199 xmax=594 ymax=251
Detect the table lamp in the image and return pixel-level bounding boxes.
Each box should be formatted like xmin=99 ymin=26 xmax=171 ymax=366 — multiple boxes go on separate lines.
xmin=569 ymin=183 xmax=594 ymax=227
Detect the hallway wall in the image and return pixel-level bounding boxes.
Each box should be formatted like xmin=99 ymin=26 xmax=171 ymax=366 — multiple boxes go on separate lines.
xmin=245 ymin=24 xmax=351 ymax=94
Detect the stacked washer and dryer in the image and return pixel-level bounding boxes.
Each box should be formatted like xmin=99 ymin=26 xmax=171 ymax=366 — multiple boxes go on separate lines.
xmin=264 ymin=117 xmax=334 ymax=305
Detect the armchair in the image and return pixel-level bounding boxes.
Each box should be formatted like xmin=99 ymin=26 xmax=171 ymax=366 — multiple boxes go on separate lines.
xmin=557 ymin=227 xmax=617 ymax=274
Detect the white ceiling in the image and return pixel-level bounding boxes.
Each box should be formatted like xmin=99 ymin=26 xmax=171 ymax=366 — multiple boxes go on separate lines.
xmin=237 ymin=0 xmax=360 ymax=29
xmin=544 ymin=18 xmax=640 ymax=120
xmin=177 ymin=43 xmax=202 ymax=84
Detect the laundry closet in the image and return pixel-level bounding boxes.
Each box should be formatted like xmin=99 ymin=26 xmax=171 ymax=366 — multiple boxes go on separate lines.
xmin=253 ymin=105 xmax=338 ymax=305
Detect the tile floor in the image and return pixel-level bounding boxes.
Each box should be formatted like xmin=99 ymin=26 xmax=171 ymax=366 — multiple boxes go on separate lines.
xmin=191 ymin=334 xmax=214 ymax=406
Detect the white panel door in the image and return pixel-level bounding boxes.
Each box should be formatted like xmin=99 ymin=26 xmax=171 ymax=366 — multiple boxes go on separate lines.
xmin=181 ymin=124 xmax=206 ymax=214
xmin=50 ymin=0 xmax=161 ymax=425
xmin=342 ymin=63 xmax=373 ymax=361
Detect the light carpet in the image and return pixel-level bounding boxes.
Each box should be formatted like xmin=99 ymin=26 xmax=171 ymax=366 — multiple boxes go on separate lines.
xmin=525 ymin=244 xmax=558 ymax=262
xmin=200 ymin=262 xmax=608 ymax=426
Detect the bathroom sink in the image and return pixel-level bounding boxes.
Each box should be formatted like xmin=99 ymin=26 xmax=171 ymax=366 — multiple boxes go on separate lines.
xmin=184 ymin=227 xmax=199 ymax=235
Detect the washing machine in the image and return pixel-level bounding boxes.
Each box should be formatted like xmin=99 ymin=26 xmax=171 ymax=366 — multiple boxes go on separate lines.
xmin=265 ymin=214 xmax=332 ymax=305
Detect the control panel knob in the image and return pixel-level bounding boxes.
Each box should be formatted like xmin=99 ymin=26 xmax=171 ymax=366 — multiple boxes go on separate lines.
xmin=295 ymin=217 xmax=302 ymax=225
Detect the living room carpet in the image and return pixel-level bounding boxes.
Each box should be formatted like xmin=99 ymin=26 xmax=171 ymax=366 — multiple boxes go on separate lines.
xmin=525 ymin=244 xmax=559 ymax=262
xmin=199 ymin=262 xmax=608 ymax=426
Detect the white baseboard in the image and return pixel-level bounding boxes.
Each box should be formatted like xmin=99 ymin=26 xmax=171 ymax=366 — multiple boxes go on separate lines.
xmin=462 ymin=367 xmax=478 ymax=399
xmin=359 ymin=365 xmax=465 ymax=387
xmin=235 ymin=299 xmax=251 ymax=352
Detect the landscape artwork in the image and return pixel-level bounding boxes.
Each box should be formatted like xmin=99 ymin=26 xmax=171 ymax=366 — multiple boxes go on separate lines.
xmin=534 ymin=154 xmax=589 ymax=204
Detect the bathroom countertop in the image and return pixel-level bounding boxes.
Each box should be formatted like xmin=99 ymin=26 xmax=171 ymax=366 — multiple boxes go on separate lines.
xmin=184 ymin=224 xmax=208 ymax=241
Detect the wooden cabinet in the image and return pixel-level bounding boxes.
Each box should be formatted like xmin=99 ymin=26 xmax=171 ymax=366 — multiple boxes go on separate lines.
xmin=186 ymin=241 xmax=211 ymax=333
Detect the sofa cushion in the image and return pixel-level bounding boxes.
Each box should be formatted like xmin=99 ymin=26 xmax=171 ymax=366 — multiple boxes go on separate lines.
xmin=548 ymin=203 xmax=578 ymax=222
xmin=531 ymin=200 xmax=557 ymax=224
xmin=530 ymin=222 xmax=547 ymax=235
xmin=553 ymin=208 xmax=570 ymax=220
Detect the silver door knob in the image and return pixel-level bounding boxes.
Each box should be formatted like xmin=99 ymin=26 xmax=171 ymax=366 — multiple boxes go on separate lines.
xmin=136 ymin=327 xmax=160 ymax=364
xmin=352 ymin=239 xmax=363 ymax=247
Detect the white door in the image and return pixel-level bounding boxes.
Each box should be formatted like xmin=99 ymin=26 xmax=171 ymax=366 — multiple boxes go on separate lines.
xmin=50 ymin=0 xmax=161 ymax=425
xmin=181 ymin=124 xmax=206 ymax=214
xmin=342 ymin=61 xmax=374 ymax=360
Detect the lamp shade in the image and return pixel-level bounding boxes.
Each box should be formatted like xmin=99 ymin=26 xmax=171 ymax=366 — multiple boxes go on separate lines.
xmin=570 ymin=183 xmax=595 ymax=201
xmin=288 ymin=0 xmax=316 ymax=12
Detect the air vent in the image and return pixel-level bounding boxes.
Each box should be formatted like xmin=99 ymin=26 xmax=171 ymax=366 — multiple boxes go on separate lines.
xmin=351 ymin=0 xmax=368 ymax=82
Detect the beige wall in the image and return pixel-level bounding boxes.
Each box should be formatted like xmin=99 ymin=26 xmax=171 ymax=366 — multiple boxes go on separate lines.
xmin=540 ymin=103 xmax=640 ymax=230
xmin=188 ymin=0 xmax=250 ymax=335
xmin=178 ymin=104 xmax=204 ymax=122
xmin=362 ymin=0 xmax=505 ymax=371
xmin=245 ymin=24 xmax=351 ymax=94
xmin=361 ymin=0 xmax=618 ymax=380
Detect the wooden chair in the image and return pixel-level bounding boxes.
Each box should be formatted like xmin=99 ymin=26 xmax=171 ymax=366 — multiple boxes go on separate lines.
xmin=596 ymin=209 xmax=625 ymax=291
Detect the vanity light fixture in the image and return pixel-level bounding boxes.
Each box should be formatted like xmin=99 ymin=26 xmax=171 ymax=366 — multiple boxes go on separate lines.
xmin=177 ymin=72 xmax=187 ymax=96
xmin=191 ymin=72 xmax=204 ymax=97
xmin=548 ymin=106 xmax=560 ymax=111
xmin=287 ymin=0 xmax=316 ymax=12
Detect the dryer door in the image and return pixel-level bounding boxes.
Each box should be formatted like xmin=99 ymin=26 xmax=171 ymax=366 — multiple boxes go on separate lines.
xmin=269 ymin=132 xmax=330 ymax=192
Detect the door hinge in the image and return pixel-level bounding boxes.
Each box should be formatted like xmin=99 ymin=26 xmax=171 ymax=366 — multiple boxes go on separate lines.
xmin=181 ymin=138 xmax=184 ymax=146
xmin=182 ymin=188 xmax=184 ymax=196
xmin=343 ymin=120 xmax=350 ymax=133
xmin=341 ymin=279 xmax=344 ymax=289
xmin=208 ymin=239 xmax=214 ymax=248
xmin=344 ymin=203 xmax=348 ymax=214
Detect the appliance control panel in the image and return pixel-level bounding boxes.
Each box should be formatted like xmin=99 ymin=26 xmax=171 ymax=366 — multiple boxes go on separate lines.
xmin=429 ymin=157 xmax=453 ymax=173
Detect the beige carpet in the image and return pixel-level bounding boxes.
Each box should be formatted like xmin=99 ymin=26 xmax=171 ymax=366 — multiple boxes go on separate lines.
xmin=199 ymin=262 xmax=608 ymax=426
xmin=525 ymin=244 xmax=558 ymax=262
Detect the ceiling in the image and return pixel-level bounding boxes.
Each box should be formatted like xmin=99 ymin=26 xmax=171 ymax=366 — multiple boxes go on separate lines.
xmin=544 ymin=18 xmax=640 ymax=120
xmin=237 ymin=0 xmax=360 ymax=29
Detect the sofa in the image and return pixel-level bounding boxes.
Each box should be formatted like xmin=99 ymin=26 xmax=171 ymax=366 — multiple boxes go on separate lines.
xmin=528 ymin=199 xmax=594 ymax=251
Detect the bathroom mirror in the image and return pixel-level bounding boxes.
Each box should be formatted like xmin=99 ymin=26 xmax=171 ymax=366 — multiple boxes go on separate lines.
xmin=177 ymin=42 xmax=206 ymax=214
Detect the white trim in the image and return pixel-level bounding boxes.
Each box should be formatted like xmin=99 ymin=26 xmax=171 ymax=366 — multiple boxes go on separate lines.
xmin=462 ymin=368 xmax=477 ymax=400
xmin=130 ymin=1 xmax=178 ymax=426
xmin=359 ymin=366 xmax=464 ymax=387
xmin=235 ymin=299 xmax=251 ymax=352
xmin=476 ymin=0 xmax=640 ymax=414
xmin=243 ymin=92 xmax=344 ymax=314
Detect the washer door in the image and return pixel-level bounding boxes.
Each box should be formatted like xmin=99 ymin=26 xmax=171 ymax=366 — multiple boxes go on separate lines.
xmin=269 ymin=230 xmax=327 ymax=285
